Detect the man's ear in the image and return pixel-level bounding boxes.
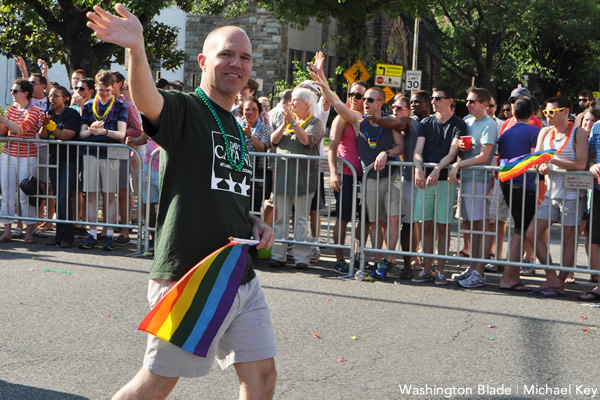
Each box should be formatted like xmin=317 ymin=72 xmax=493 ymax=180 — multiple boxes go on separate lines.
xmin=198 ymin=54 xmax=207 ymax=72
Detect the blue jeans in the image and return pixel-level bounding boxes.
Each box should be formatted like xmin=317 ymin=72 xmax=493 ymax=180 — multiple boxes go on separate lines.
xmin=49 ymin=162 xmax=76 ymax=244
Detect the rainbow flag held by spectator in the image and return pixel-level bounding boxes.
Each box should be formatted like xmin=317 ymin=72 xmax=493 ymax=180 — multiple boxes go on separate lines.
xmin=499 ymin=149 xmax=556 ymax=182
xmin=138 ymin=242 xmax=250 ymax=357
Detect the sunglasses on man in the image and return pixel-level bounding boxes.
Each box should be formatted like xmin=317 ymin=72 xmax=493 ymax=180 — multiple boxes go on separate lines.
xmin=542 ymin=107 xmax=566 ymax=117
xmin=431 ymin=96 xmax=449 ymax=102
xmin=348 ymin=92 xmax=363 ymax=100
xmin=391 ymin=104 xmax=405 ymax=111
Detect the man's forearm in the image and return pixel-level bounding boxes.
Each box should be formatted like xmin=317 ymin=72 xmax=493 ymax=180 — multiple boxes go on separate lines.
xmin=128 ymin=47 xmax=163 ymax=126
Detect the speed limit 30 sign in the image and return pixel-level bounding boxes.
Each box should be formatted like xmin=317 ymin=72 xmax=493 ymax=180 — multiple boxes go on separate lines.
xmin=405 ymin=70 xmax=422 ymax=91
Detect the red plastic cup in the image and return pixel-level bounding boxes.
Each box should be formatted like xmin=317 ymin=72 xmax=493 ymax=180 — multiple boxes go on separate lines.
xmin=460 ymin=136 xmax=472 ymax=150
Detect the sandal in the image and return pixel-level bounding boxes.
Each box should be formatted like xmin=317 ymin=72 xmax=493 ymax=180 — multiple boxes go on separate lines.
xmin=578 ymin=291 xmax=600 ymax=301
xmin=0 ymin=236 xmax=12 ymax=243
xmin=565 ymin=272 xmax=576 ymax=284
xmin=24 ymin=237 xmax=35 ymax=244
xmin=33 ymin=228 xmax=48 ymax=238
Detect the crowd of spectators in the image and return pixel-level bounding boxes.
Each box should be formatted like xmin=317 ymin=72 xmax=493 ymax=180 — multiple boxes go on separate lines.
xmin=1 ymin=54 xmax=600 ymax=300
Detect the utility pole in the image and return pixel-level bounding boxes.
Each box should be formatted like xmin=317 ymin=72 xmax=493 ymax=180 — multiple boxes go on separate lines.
xmin=412 ymin=18 xmax=420 ymax=70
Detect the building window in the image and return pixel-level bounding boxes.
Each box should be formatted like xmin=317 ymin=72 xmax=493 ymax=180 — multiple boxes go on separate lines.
xmin=288 ymin=49 xmax=303 ymax=84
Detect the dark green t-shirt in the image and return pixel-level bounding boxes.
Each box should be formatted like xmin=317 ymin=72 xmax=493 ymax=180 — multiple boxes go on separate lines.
xmin=142 ymin=90 xmax=255 ymax=283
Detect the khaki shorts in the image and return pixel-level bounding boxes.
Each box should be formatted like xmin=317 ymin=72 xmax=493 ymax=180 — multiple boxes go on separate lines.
xmin=82 ymin=155 xmax=119 ymax=193
xmin=364 ymin=173 xmax=402 ymax=222
xmin=143 ymin=276 xmax=277 ymax=378
xmin=488 ymin=183 xmax=509 ymax=222
xmin=537 ymin=196 xmax=586 ymax=227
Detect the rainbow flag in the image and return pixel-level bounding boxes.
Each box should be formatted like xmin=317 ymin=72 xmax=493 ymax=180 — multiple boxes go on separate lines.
xmin=138 ymin=242 xmax=249 ymax=357
xmin=499 ymin=149 xmax=556 ymax=182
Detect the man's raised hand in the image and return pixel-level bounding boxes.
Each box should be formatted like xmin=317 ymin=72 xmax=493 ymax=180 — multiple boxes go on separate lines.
xmin=87 ymin=3 xmax=144 ymax=51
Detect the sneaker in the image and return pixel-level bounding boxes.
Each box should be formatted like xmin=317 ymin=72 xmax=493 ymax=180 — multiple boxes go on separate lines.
xmin=365 ymin=262 xmax=376 ymax=272
xmin=79 ymin=235 xmax=99 ymax=250
xmin=334 ymin=260 xmax=349 ymax=273
xmin=268 ymin=260 xmax=285 ymax=268
xmin=453 ymin=268 xmax=473 ymax=281
xmin=103 ymin=236 xmax=116 ymax=251
xmin=484 ymin=263 xmax=500 ymax=272
xmin=457 ymin=270 xmax=487 ymax=288
xmin=311 ymin=247 xmax=321 ymax=263
xmin=411 ymin=270 xmax=434 ymax=283
xmin=97 ymin=233 xmax=106 ymax=242
xmin=434 ymin=271 xmax=448 ymax=285
xmin=521 ymin=266 xmax=536 ymax=276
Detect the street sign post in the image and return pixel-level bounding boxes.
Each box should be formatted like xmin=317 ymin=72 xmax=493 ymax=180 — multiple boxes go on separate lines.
xmin=405 ymin=70 xmax=422 ymax=91
xmin=344 ymin=60 xmax=371 ymax=84
xmin=375 ymin=63 xmax=404 ymax=88
xmin=375 ymin=75 xmax=402 ymax=87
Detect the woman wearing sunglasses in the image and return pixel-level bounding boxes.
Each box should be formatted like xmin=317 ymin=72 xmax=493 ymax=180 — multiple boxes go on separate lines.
xmin=525 ymin=96 xmax=589 ymax=297
xmin=0 ymin=79 xmax=43 ymax=243
xmin=391 ymin=95 xmax=411 ymax=119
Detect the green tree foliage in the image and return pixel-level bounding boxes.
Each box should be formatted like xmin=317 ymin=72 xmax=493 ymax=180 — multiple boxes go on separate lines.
xmin=0 ymin=0 xmax=188 ymax=78
xmin=199 ymin=0 xmax=423 ymax=65
xmin=429 ymin=0 xmax=600 ymax=98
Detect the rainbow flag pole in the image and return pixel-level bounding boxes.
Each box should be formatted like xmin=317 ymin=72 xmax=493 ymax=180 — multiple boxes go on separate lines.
xmin=499 ymin=149 xmax=556 ymax=182
xmin=138 ymin=241 xmax=251 ymax=357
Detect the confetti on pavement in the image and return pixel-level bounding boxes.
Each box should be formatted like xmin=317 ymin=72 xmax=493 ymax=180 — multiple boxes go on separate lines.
xmin=43 ymin=268 xmax=72 ymax=274
xmin=337 ymin=357 xmax=345 ymax=362
xmin=313 ymin=333 xmax=321 ymax=339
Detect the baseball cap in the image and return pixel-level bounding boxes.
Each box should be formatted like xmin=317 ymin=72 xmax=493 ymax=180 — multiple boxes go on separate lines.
xmin=509 ymin=87 xmax=531 ymax=100
xmin=299 ymin=80 xmax=321 ymax=94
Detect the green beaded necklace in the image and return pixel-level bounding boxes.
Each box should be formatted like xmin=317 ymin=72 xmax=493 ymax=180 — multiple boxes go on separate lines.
xmin=195 ymin=87 xmax=247 ymax=171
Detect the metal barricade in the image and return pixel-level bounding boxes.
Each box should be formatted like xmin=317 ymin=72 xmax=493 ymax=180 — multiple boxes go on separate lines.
xmin=0 ymin=137 xmax=143 ymax=253
xmin=141 ymin=147 xmax=159 ymax=255
xmin=251 ymin=152 xmax=359 ymax=274
xmin=356 ymin=161 xmax=599 ymax=279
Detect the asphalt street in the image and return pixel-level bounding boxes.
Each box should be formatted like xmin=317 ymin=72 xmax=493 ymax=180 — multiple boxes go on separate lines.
xmin=1 ymin=238 xmax=599 ymax=400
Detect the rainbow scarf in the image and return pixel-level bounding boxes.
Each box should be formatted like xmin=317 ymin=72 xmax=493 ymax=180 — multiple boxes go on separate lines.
xmin=138 ymin=242 xmax=249 ymax=357
xmin=499 ymin=149 xmax=556 ymax=182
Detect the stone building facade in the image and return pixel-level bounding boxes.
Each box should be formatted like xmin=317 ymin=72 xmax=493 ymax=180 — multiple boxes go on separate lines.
xmin=184 ymin=5 xmax=338 ymax=98
xmin=182 ymin=6 xmax=439 ymax=97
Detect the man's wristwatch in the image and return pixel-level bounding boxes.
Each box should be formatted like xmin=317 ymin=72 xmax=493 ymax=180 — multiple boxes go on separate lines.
xmin=385 ymin=150 xmax=391 ymax=157
xmin=104 ymin=129 xmax=109 ymax=136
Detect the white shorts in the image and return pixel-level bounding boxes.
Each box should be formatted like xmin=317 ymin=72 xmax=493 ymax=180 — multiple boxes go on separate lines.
xmin=143 ymin=276 xmax=277 ymax=378
xmin=460 ymin=181 xmax=490 ymax=221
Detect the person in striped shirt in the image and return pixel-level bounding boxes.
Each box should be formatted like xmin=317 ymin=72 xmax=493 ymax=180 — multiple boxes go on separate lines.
xmin=0 ymin=79 xmax=42 ymax=244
